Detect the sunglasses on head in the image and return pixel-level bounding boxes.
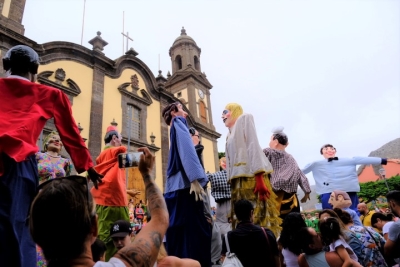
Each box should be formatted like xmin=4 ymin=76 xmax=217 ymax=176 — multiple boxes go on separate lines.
xmin=38 ymin=176 xmax=94 ymax=216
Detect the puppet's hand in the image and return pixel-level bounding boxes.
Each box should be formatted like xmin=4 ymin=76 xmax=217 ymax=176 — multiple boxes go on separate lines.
xmin=253 ymin=172 xmax=270 ymax=201
xmin=127 ymin=189 xmax=141 ymax=198
xmin=190 ymin=180 xmax=205 ymax=201
xmin=87 ymin=167 xmax=104 ymax=190
xmin=301 ymin=193 xmax=310 ymax=203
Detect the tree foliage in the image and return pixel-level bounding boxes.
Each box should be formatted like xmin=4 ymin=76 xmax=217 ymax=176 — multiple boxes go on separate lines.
xmin=358 ymin=176 xmax=400 ymax=203
xmin=218 ymin=152 xmax=225 ymax=159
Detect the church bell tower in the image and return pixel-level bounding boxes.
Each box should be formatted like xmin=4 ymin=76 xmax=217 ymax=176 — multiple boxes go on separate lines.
xmin=165 ymin=27 xmax=214 ymax=128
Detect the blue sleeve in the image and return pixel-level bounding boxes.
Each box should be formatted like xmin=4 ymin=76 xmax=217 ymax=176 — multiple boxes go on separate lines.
xmin=302 ymin=162 xmax=314 ymax=174
xmin=174 ymin=119 xmax=208 ymax=183
xmin=352 ymin=157 xmax=383 ymax=165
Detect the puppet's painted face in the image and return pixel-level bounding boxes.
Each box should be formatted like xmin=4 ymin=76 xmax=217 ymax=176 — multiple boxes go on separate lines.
xmin=172 ymin=103 xmax=188 ymax=118
xmin=321 ymin=146 xmax=336 ymax=159
xmin=47 ymin=134 xmax=63 ymax=151
xmin=222 ymin=109 xmax=235 ymax=128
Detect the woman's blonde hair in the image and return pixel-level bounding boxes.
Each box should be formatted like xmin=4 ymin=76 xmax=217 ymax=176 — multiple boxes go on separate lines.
xmin=225 ymin=103 xmax=243 ymax=120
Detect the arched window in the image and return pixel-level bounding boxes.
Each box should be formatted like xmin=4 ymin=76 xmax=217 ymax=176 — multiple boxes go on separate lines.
xmin=199 ymin=101 xmax=207 ymax=123
xmin=194 ymin=56 xmax=200 ymax=71
xmin=175 ymin=55 xmax=182 ymax=70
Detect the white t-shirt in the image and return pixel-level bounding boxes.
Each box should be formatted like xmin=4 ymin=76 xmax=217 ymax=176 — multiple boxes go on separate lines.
xmin=383 ymin=221 xmax=395 ymax=236
xmin=329 ymin=237 xmax=358 ymax=262
xmin=94 ymin=257 xmax=126 ymax=267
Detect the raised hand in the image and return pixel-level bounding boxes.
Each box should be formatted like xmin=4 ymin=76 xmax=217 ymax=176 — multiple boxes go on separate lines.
xmin=137 ymin=147 xmax=155 ymax=176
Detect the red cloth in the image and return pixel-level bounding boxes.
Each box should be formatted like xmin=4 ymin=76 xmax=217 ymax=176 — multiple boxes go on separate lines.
xmin=0 ymin=78 xmax=93 ymax=174
xmin=91 ymin=146 xmax=127 ymax=206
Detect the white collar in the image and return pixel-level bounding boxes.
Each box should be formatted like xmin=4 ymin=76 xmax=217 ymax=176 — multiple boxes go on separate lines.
xmin=7 ymin=74 xmax=30 ymax=81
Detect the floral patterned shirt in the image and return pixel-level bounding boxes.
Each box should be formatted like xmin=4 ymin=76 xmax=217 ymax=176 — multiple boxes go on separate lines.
xmin=36 ymin=152 xmax=72 ymax=184
xmin=349 ymin=225 xmax=388 ymax=267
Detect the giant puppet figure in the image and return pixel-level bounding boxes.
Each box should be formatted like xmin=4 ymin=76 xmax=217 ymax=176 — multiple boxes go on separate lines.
xmin=0 ymin=45 xmax=102 ymax=267
xmin=91 ymin=125 xmax=139 ymax=260
xmin=222 ymin=103 xmax=281 ymax=236
xmin=263 ymin=127 xmax=312 ymax=220
xmin=162 ymin=102 xmax=211 ymax=267
xmin=302 ymin=144 xmax=400 ymax=213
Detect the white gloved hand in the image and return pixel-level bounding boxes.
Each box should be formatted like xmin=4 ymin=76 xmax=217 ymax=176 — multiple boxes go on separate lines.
xmin=190 ymin=180 xmax=205 ymax=202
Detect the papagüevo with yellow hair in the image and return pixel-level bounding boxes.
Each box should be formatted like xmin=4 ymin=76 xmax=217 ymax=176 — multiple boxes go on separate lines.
xmin=222 ymin=103 xmax=281 ymax=236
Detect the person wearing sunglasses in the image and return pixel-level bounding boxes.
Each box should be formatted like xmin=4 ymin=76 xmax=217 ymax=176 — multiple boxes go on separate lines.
xmin=0 ymin=45 xmax=103 ymax=267
xmin=30 ymin=146 xmax=168 ymax=267
xmin=222 ymin=103 xmax=281 ymax=237
xmin=161 ymin=102 xmax=211 ymax=267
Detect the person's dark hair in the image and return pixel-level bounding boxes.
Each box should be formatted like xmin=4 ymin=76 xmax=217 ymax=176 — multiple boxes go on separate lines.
xmin=319 ymin=217 xmax=342 ymax=245
xmin=297 ymin=227 xmax=315 ymax=255
xmin=30 ymin=176 xmax=95 ymax=266
xmin=162 ymin=102 xmax=180 ymax=125
xmin=234 ymin=199 xmax=253 ymax=221
xmin=320 ymin=144 xmax=336 ymax=154
xmin=371 ymin=212 xmax=394 ymax=226
xmin=91 ymin=238 xmax=106 ymax=262
xmin=189 ymin=127 xmax=196 ymax=136
xmin=2 ymin=45 xmax=40 ymax=75
xmin=104 ymin=130 xmax=119 ymax=144
xmin=279 ymin=212 xmax=307 ymax=255
xmin=333 ymin=208 xmax=353 ymax=225
xmin=386 ymin=190 xmax=400 ymax=205
xmin=272 ymin=133 xmax=288 ymax=146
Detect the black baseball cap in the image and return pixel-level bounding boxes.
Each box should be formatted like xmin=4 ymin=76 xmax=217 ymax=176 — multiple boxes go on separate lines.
xmin=110 ymin=220 xmax=133 ymax=238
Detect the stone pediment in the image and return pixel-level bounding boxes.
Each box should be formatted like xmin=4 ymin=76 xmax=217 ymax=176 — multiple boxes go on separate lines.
xmin=118 ymin=82 xmax=153 ymax=106
xmin=37 ymin=69 xmax=81 ymax=97
xmin=165 ymin=65 xmax=212 ymax=89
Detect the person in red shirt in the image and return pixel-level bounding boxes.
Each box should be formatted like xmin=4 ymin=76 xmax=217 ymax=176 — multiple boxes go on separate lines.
xmin=0 ymin=45 xmax=102 ymax=267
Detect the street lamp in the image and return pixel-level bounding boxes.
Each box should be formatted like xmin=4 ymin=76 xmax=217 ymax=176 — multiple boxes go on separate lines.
xmin=379 ymin=168 xmax=390 ymax=192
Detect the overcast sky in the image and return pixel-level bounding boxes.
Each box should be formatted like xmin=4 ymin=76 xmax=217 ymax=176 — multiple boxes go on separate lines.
xmin=23 ymin=0 xmax=399 ymax=185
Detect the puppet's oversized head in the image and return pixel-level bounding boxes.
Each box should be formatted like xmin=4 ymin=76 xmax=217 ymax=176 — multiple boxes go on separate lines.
xmin=328 ymin=190 xmax=352 ymax=209
xmin=222 ymin=103 xmax=243 ymax=128
xmin=162 ymin=102 xmax=187 ymax=125
xmin=2 ymin=45 xmax=40 ymax=78
xmin=320 ymin=144 xmax=336 ymax=159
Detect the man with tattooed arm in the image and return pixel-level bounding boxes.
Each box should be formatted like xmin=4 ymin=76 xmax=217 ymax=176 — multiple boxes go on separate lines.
xmin=29 ymin=146 xmax=169 ymax=267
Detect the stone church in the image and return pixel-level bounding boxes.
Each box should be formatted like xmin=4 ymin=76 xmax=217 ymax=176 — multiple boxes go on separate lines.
xmin=0 ymin=0 xmax=221 ymax=199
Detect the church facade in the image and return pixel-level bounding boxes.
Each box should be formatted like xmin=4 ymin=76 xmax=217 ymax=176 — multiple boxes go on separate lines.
xmin=0 ymin=0 xmax=221 ymax=195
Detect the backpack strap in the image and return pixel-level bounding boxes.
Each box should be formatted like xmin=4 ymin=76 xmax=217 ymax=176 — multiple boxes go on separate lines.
xmin=261 ymin=227 xmax=275 ymax=265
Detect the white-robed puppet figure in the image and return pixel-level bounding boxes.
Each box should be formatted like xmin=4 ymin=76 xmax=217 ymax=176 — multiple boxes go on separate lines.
xmin=222 ymin=103 xmax=281 ymax=236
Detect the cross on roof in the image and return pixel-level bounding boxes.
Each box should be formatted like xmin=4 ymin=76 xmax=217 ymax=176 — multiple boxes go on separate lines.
xmin=121 ymin=31 xmax=133 ymax=53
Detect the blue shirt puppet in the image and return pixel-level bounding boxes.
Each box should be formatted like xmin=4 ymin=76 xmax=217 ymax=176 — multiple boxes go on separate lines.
xmin=302 ymin=144 xmax=399 ymax=213
xmin=162 ymin=102 xmax=211 ymax=267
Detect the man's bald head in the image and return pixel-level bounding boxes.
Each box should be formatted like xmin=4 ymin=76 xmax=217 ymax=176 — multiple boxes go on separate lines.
xmin=357 ymin=203 xmax=368 ymax=215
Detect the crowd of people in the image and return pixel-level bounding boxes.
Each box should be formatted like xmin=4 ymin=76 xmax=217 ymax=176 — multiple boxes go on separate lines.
xmin=1 ymin=44 xmax=400 ymax=267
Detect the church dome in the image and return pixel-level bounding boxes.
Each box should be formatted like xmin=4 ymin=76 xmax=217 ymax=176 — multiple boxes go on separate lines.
xmin=173 ymin=27 xmax=197 ymax=45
